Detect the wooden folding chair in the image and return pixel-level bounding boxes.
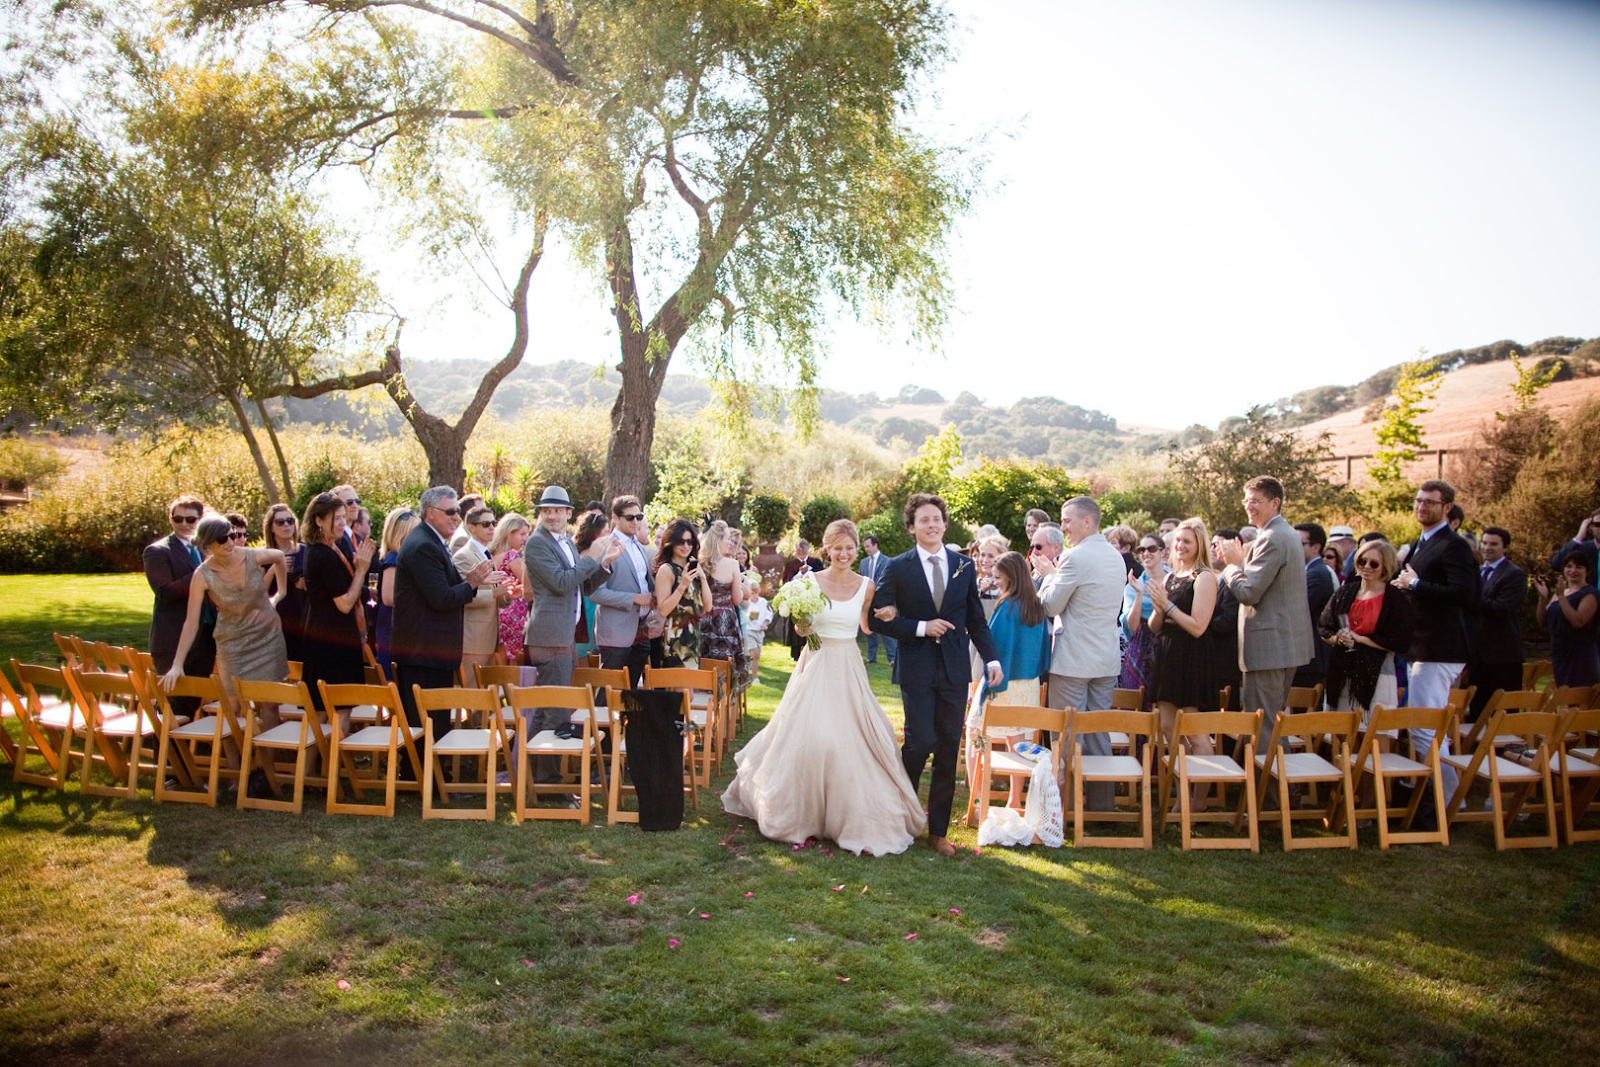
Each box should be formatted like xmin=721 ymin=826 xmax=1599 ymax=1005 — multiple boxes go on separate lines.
xmin=1446 ymin=685 xmax=1478 ymax=752
xmin=1459 ymin=688 xmax=1552 ymax=755
xmin=1554 ymin=707 xmax=1600 ymax=843
xmin=1070 ymin=709 xmax=1157 ymax=849
xmin=1104 ymin=686 xmax=1144 ymax=754
xmin=607 ymin=687 xmax=697 ymax=824
xmin=1256 ymin=710 xmax=1359 ymax=851
xmin=1522 ymin=660 xmax=1552 ymax=690
xmin=1443 ymin=708 xmax=1561 ymax=850
xmin=644 ymin=666 xmax=718 ymax=788
xmin=700 ymin=656 xmax=736 ymax=768
xmin=1343 ymin=705 xmax=1451 ymax=848
xmin=570 ymin=667 xmax=629 ymax=764
xmin=322 ymin=681 xmax=422 ymax=816
xmin=3 ymin=662 xmax=79 ymax=789
xmin=66 ymin=667 xmax=161 ymax=799
xmin=505 ymin=684 xmax=598 ymax=823
xmin=1160 ymin=710 xmax=1262 ymax=852
xmin=234 ymin=679 xmax=325 ymax=814
xmin=1545 ymin=684 xmax=1597 ymax=716
xmin=971 ymin=704 xmax=1063 ymax=827
xmin=412 ymin=686 xmax=505 ymax=821
xmin=152 ymin=673 xmax=237 ymax=805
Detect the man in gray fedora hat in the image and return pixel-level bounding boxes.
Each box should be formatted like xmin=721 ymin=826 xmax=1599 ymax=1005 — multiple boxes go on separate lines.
xmin=521 ymin=486 xmax=623 ymax=791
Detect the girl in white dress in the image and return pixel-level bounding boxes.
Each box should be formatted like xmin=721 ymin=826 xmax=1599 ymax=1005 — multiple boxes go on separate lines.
xmin=721 ymin=519 xmax=927 ymax=855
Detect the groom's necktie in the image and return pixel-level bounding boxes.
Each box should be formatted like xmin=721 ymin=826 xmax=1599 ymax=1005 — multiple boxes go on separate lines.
xmin=929 ymin=553 xmax=945 ymax=612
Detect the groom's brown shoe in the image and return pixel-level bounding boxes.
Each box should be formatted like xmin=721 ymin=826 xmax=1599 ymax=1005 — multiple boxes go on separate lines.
xmin=929 ymin=835 xmax=957 ymax=857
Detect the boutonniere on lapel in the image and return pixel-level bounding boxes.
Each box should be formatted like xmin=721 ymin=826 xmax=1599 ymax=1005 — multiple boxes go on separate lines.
xmin=950 ymin=558 xmax=974 ymax=584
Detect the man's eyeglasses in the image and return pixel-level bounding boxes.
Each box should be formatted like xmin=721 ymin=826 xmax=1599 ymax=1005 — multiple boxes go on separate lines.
xmin=438 ymin=507 xmax=460 ymax=517
xmin=1414 ymin=497 xmax=1444 ymax=507
xmin=620 ymin=513 xmax=644 ymax=522
xmin=171 ymin=514 xmax=200 ymax=524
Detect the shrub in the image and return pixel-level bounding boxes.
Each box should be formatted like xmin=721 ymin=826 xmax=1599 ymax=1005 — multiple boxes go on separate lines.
xmin=798 ymin=494 xmax=852 ymax=546
xmin=857 ymin=508 xmax=910 ymax=557
xmin=1488 ymin=399 xmax=1600 ymax=566
xmin=742 ymin=493 xmax=792 ymax=543
xmin=943 ymin=459 xmax=1090 ymax=547
xmin=0 ymin=438 xmax=68 ymax=492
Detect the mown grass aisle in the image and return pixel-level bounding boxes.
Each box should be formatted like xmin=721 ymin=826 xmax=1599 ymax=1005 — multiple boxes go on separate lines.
xmin=2 ymin=575 xmax=1599 ymax=1066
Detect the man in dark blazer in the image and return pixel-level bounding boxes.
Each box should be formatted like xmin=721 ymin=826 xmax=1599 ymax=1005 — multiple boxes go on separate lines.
xmin=858 ymin=535 xmax=893 ymax=664
xmin=392 ymin=485 xmax=494 ymax=746
xmin=144 ymin=494 xmax=215 ymax=713
xmin=1467 ymin=525 xmax=1527 ymax=721
xmin=1294 ymin=523 xmax=1336 ymax=690
xmin=783 ymin=539 xmax=826 ymax=660
xmin=1394 ymin=479 xmax=1481 ymax=803
xmin=871 ymin=494 xmax=1000 ymax=857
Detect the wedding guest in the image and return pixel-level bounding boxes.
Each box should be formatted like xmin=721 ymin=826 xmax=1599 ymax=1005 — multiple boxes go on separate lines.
xmin=1239 ymin=525 xmax=1259 ymax=543
xmin=449 ymin=493 xmax=487 ymax=552
xmin=1159 ymin=518 xmax=1181 ymax=536
xmin=1294 ymin=523 xmax=1336 ymax=690
xmin=1119 ymin=534 xmax=1168 ymax=698
xmin=975 ymin=534 xmax=1008 ymax=599
xmin=698 ymin=520 xmax=751 ymax=691
xmin=783 ymin=538 xmax=825 ymax=659
xmin=744 ymin=590 xmax=773 ymax=685
xmin=587 ymin=497 xmax=655 ymax=685
xmin=300 ymin=492 xmax=376 ymax=726
xmin=1103 ymin=523 xmax=1142 ymax=578
xmin=487 ymin=512 xmax=532 ymax=667
xmin=1548 ymin=505 xmax=1600 ymax=569
xmin=1320 ymin=538 xmax=1414 ymax=724
xmin=1209 ymin=529 xmax=1243 ymax=708
xmin=859 ymin=535 xmax=895 ymax=665
xmin=656 ymin=519 xmax=709 ymax=668
xmin=225 ymin=513 xmax=250 ymax=544
xmin=1535 ymin=543 xmax=1600 ymax=686
xmin=1024 ymin=509 xmax=1050 ymax=542
xmin=1466 ymin=526 xmax=1527 ymax=720
xmin=455 ymin=505 xmax=512 ymax=670
xmin=967 ymin=550 xmax=1051 ymax=810
xmin=375 ymin=509 xmax=421 ymax=678
xmin=330 ymin=484 xmax=361 ymax=555
xmin=572 ymin=510 xmax=609 ymax=659
xmin=349 ymin=506 xmax=372 ymax=549
xmin=262 ymin=503 xmax=307 ymax=663
xmin=1148 ymin=518 xmax=1218 ymax=811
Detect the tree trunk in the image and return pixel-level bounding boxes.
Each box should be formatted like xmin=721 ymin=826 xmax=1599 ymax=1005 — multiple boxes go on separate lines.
xmin=604 ymin=330 xmax=668 ymax=501
xmin=225 ymin=390 xmax=282 ymax=504
xmin=254 ymin=395 xmax=295 ymax=501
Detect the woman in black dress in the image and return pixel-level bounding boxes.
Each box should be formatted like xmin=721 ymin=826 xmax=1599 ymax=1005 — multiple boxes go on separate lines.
xmin=262 ymin=503 xmax=307 ymax=663
xmin=299 ymin=492 xmax=375 ymax=731
xmin=1148 ymin=517 xmax=1218 ymax=812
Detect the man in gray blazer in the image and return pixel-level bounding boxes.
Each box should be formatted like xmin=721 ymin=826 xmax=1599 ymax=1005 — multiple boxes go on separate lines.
xmin=588 ymin=495 xmax=656 ymax=685
xmin=1216 ymin=476 xmax=1313 ymax=750
xmin=522 ymin=486 xmax=623 ymax=783
xmin=1034 ymin=496 xmax=1126 ymax=809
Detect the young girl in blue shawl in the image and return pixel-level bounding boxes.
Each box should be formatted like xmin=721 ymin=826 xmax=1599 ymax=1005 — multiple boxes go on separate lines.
xmin=965 ymin=551 xmax=1052 ymax=810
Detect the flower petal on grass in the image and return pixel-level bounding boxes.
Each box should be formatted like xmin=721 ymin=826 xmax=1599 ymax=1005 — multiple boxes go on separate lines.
xmin=744 ymin=892 xmax=755 ymax=898
xmin=904 ymin=933 xmax=918 ymax=941
xmin=836 ymin=976 xmax=850 ymax=982
xmin=831 ymin=885 xmax=845 ymax=892
xmin=336 ymin=979 xmax=350 ymax=990
xmin=949 ymin=908 xmax=961 ymax=915
xmin=699 ymin=913 xmax=710 ymax=919
xmin=668 ymin=938 xmax=681 ymax=948
xmin=522 ymin=960 xmax=536 ymax=967
xmin=627 ymin=894 xmax=640 ymax=905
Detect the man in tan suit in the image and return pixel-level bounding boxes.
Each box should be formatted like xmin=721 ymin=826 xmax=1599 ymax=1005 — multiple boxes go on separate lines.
xmin=1216 ymin=476 xmax=1313 ymax=750
xmin=454 ymin=505 xmax=512 ymax=670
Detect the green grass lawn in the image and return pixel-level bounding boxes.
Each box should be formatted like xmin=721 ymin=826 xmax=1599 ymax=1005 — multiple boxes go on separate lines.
xmin=2 ymin=574 xmax=1599 ymax=1066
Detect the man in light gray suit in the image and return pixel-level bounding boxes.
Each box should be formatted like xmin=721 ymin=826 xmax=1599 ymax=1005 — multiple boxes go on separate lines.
xmin=1216 ymin=475 xmax=1313 ymax=751
xmin=522 ymin=486 xmax=622 ymax=786
xmin=588 ymin=495 xmax=656 ymax=686
xmin=1034 ymin=496 xmax=1126 ymax=810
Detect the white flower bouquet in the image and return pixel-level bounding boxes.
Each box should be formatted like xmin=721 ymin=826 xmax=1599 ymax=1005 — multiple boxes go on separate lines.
xmin=771 ymin=570 xmax=830 ymax=650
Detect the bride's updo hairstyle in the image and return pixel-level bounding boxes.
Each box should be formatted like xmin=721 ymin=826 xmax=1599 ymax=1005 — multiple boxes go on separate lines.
xmin=821 ymin=519 xmax=860 ymax=566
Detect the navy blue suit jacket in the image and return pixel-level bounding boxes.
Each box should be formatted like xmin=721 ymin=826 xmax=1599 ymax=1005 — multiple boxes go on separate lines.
xmin=871 ymin=548 xmax=997 ymax=688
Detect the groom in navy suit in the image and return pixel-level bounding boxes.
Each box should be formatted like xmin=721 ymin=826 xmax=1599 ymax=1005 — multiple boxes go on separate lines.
xmin=871 ymin=494 xmax=1000 ymax=856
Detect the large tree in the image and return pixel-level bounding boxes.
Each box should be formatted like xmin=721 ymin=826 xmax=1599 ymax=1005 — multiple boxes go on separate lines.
xmin=1 ymin=53 xmax=389 ymax=502
xmin=189 ymin=0 xmax=967 ymax=500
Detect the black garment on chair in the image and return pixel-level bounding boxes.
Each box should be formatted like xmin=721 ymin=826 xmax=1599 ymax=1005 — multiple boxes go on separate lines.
xmin=620 ymin=689 xmax=687 ymax=831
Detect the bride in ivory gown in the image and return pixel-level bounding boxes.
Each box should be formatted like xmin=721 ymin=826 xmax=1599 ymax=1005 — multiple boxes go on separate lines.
xmin=721 ymin=519 xmax=927 ymax=856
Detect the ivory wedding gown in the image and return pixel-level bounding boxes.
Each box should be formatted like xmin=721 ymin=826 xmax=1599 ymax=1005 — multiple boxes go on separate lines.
xmin=720 ymin=576 xmax=927 ymax=855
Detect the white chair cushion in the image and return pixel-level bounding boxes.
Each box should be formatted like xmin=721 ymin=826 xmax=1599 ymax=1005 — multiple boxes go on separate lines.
xmin=1571 ymin=746 xmax=1598 ymax=761
xmin=989 ymin=751 xmax=1038 ymax=776
xmin=349 ymin=704 xmax=381 ymax=724
xmin=253 ymin=721 xmax=331 ymax=748
xmin=1550 ymin=752 xmax=1600 ymax=775
xmin=339 ymin=725 xmax=420 ymax=750
xmin=1255 ymin=752 xmax=1344 ymax=780
xmin=1180 ymin=753 xmax=1247 ymax=780
xmin=524 ymin=730 xmax=587 ymax=753
xmin=1106 ymin=731 xmax=1130 ymax=747
xmin=572 ymin=708 xmax=611 ymax=725
xmin=1079 ymin=754 xmax=1144 ymax=779
xmin=1485 ymin=754 xmax=1542 ymax=782
xmin=1368 ymin=752 xmax=1430 ymax=776
xmin=38 ymin=705 xmax=88 ymax=730
xmin=98 ymin=712 xmax=154 ymax=738
xmin=433 ymin=728 xmax=495 ymax=754
xmin=171 ymin=716 xmax=233 ymax=739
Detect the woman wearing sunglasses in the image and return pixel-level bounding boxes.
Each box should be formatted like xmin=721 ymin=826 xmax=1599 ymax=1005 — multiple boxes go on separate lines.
xmin=262 ymin=504 xmax=307 ymax=663
xmin=655 ymin=518 xmax=711 ymax=668
xmin=1319 ymin=537 xmax=1415 ymax=724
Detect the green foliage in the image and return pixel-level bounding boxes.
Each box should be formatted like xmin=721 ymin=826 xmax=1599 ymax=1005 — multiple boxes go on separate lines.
xmin=465 ymin=411 xmax=610 ymax=513
xmin=1369 ymin=358 xmax=1442 ymax=485
xmin=1099 ymin=483 xmax=1187 ymax=528
xmin=1488 ymin=399 xmax=1600 ymax=567
xmin=1499 ymin=352 xmax=1560 ymax=419
xmin=856 ymin=508 xmax=912 ymax=557
xmin=943 ymin=460 xmax=1089 ymax=547
xmin=742 ymin=494 xmax=792 ymax=544
xmin=290 ymin=454 xmax=340 ymax=516
xmin=0 ymin=439 xmax=68 ymax=492
xmin=1165 ymin=409 xmax=1355 ymax=530
xmin=797 ymin=495 xmax=853 ymax=547
xmin=643 ymin=415 xmax=745 ymax=526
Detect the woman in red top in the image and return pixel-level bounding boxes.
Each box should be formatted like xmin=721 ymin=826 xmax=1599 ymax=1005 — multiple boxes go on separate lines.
xmin=1318 ymin=538 xmax=1415 ymax=723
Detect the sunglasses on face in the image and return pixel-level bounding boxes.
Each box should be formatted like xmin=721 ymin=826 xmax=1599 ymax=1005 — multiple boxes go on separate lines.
xmin=1356 ymin=557 xmax=1382 ymax=569
xmin=1139 ymin=545 xmax=1162 ymax=554
xmin=272 ymin=517 xmax=296 ymax=527
xmin=438 ymin=507 xmax=460 ymax=517
xmin=473 ymin=520 xmax=495 ymax=529
xmin=171 ymin=514 xmax=200 ymax=524
xmin=620 ymin=513 xmax=644 ymax=522
xmin=228 ymin=531 xmax=248 ymax=541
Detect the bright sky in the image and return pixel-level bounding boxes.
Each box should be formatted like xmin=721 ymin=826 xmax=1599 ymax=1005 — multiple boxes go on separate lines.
xmin=386 ymin=0 xmax=1600 ymax=431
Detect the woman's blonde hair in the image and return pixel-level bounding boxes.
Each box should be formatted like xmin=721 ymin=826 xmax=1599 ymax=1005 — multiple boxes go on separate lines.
xmin=1353 ymin=538 xmax=1398 ymax=582
xmin=381 ymin=509 xmax=420 ymax=555
xmin=1173 ymin=517 xmax=1211 ymax=573
xmin=977 ymin=534 xmax=1009 ymax=558
xmin=700 ymin=520 xmax=729 ymax=566
xmin=487 ymin=512 xmax=531 ymax=558
xmin=821 ymin=518 xmax=860 ymax=564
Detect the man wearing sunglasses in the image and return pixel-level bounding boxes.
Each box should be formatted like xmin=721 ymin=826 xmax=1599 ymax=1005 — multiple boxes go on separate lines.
xmin=587 ymin=495 xmax=657 ymax=686
xmin=144 ymin=494 xmax=217 ymax=713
